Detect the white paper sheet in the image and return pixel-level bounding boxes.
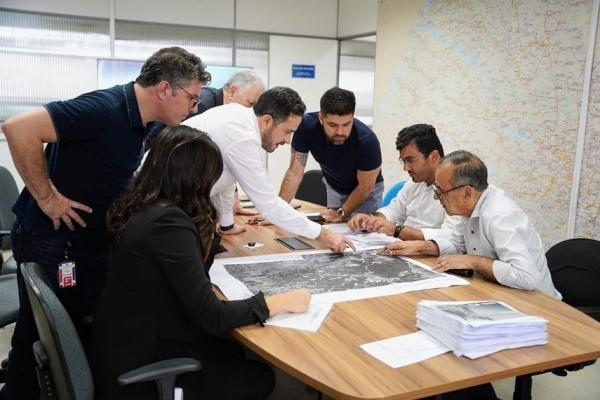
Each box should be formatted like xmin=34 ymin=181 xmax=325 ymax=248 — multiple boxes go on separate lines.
xmin=325 ymin=223 xmax=399 ymax=250
xmin=266 ymin=303 xmax=333 ymax=332
xmin=361 ymin=331 xmax=450 ymax=368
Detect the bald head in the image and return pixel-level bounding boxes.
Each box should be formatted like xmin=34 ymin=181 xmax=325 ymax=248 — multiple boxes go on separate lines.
xmin=439 ymin=150 xmax=489 ymax=192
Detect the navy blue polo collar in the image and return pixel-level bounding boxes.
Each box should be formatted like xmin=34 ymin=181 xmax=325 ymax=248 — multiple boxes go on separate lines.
xmin=122 ymin=81 xmax=145 ymax=130
xmin=216 ymin=88 xmax=224 ymax=106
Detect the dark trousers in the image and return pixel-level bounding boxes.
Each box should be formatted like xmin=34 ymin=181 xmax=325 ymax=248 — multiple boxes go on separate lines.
xmin=4 ymin=223 xmax=108 ymax=400
xmin=176 ymin=337 xmax=275 ymax=400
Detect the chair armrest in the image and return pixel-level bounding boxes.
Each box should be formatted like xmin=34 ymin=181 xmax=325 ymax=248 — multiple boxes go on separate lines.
xmin=117 ymin=358 xmax=202 ymax=386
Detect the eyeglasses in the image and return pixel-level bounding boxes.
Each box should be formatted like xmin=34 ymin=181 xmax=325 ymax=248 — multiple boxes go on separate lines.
xmin=173 ymin=82 xmax=201 ymax=107
xmin=399 ymin=154 xmax=425 ymax=167
xmin=433 ymin=184 xmax=468 ymax=200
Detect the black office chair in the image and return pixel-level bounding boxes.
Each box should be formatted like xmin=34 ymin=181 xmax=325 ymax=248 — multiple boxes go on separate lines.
xmin=0 ymin=273 xmax=19 ymax=384
xmin=513 ymin=238 xmax=600 ymax=400
xmin=0 ymin=166 xmax=19 ymax=274
xmin=20 ymin=262 xmax=202 ymax=400
xmin=295 ymin=169 xmax=327 ymax=207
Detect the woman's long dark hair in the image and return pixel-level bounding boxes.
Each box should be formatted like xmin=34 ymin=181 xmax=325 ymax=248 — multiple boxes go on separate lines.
xmin=107 ymin=125 xmax=223 ymax=261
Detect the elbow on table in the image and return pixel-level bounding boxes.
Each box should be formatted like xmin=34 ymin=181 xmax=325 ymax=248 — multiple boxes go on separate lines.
xmin=503 ymin=265 xmax=541 ymax=291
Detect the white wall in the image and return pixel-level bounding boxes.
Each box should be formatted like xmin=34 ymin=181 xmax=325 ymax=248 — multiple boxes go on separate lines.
xmin=237 ymin=0 xmax=338 ymax=38
xmin=267 ymin=35 xmax=338 ymax=189
xmin=338 ymin=0 xmax=378 ymax=38
xmin=0 ymin=0 xmax=109 ymax=18
xmin=1 ymin=0 xmax=341 ymax=38
xmin=115 ymin=0 xmax=234 ymax=29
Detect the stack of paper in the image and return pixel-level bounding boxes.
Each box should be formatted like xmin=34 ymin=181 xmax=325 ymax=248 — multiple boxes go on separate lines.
xmin=416 ymin=300 xmax=548 ymax=359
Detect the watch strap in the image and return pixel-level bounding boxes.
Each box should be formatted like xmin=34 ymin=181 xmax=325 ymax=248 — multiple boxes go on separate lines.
xmin=393 ymin=222 xmax=404 ymax=238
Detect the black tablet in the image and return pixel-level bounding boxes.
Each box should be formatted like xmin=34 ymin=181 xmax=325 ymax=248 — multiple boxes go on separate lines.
xmin=275 ymin=237 xmax=314 ymax=250
xmin=448 ymin=268 xmax=474 ymax=277
xmin=306 ymin=214 xmax=326 ymax=223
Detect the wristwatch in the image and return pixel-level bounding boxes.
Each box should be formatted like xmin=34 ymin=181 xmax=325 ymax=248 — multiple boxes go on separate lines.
xmin=393 ymin=222 xmax=404 ymax=238
xmin=336 ymin=207 xmax=346 ymax=219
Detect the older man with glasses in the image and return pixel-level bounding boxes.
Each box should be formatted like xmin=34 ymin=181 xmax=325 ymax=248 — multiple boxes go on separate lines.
xmin=348 ymin=124 xmax=462 ymax=245
xmin=382 ymin=150 xmax=561 ymax=298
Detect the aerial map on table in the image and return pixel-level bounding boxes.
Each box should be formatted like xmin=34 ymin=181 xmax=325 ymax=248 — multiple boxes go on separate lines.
xmin=210 ymin=249 xmax=469 ymax=304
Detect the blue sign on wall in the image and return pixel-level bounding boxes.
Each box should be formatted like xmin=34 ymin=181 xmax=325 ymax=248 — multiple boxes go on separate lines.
xmin=292 ymin=64 xmax=316 ymax=79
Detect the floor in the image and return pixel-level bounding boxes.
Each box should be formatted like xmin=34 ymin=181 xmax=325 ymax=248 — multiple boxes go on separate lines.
xmin=1 ymin=321 xmax=599 ymax=399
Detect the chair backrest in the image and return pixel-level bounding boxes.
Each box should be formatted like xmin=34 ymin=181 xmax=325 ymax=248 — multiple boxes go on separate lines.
xmin=382 ymin=180 xmax=406 ymax=207
xmin=0 ymin=166 xmax=19 ymax=250
xmin=546 ymin=238 xmax=600 ymax=321
xmin=295 ymin=169 xmax=327 ymax=207
xmin=20 ymin=262 xmax=94 ymax=400
xmin=0 ymin=274 xmax=18 ymax=327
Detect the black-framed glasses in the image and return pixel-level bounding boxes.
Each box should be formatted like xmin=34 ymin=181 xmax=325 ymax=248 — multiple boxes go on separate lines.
xmin=433 ymin=184 xmax=467 ymax=200
xmin=173 ymin=82 xmax=201 ymax=107
xmin=399 ymin=154 xmax=425 ymax=167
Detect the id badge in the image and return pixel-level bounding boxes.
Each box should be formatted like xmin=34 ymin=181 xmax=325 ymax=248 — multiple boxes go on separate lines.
xmin=58 ymin=261 xmax=77 ymax=288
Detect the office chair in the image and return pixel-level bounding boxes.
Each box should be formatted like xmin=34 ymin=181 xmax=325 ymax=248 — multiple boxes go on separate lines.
xmin=0 ymin=166 xmax=19 ymax=274
xmin=21 ymin=262 xmax=202 ymax=400
xmin=295 ymin=169 xmax=327 ymax=207
xmin=513 ymin=238 xmax=600 ymax=400
xmin=382 ymin=180 xmax=406 ymax=207
xmin=0 ymin=273 xmax=19 ymax=384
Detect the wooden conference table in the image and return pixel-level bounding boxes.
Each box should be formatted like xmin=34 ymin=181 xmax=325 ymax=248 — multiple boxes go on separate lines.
xmin=215 ymin=201 xmax=600 ymax=400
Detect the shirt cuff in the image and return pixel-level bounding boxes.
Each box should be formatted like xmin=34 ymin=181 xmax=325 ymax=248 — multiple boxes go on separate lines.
xmin=246 ymin=291 xmax=269 ymax=324
xmin=304 ymin=220 xmax=322 ymax=239
xmin=376 ymin=207 xmax=392 ymax=220
xmin=422 ymin=228 xmax=453 ymax=256
xmin=218 ymin=213 xmax=234 ymax=228
xmin=491 ymin=259 xmax=511 ymax=286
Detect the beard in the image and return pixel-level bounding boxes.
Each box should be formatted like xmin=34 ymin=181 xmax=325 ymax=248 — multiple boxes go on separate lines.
xmin=327 ymin=135 xmax=348 ymax=145
xmin=262 ymin=143 xmax=279 ymax=153
xmin=261 ymin=125 xmax=280 ymax=153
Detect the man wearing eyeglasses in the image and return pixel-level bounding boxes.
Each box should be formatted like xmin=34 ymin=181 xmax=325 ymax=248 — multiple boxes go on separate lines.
xmin=0 ymin=47 xmax=209 ymax=400
xmin=348 ymin=124 xmax=462 ymax=246
xmin=381 ymin=150 xmax=561 ymax=299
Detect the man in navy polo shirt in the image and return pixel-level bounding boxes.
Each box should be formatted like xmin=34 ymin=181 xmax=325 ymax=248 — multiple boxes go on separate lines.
xmin=279 ymin=87 xmax=384 ymax=222
xmin=1 ymin=46 xmax=210 ymax=400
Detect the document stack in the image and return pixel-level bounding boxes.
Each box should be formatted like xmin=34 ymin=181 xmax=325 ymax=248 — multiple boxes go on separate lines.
xmin=416 ymin=300 xmax=548 ymax=359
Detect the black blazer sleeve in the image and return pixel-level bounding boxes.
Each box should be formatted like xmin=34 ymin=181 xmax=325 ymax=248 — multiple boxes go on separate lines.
xmin=145 ymin=207 xmax=269 ymax=334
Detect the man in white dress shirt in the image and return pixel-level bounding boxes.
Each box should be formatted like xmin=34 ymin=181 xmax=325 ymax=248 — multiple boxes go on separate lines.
xmin=183 ymin=86 xmax=353 ymax=253
xmin=382 ymin=150 xmax=560 ymax=299
xmin=348 ymin=124 xmax=461 ymax=244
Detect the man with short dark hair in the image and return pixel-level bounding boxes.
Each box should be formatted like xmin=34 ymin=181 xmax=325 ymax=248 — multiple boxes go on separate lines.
xmin=184 ymin=87 xmax=353 ymax=253
xmin=348 ymin=124 xmax=461 ymax=244
xmin=1 ymin=46 xmax=209 ymax=400
xmin=279 ymin=87 xmax=384 ymax=222
xmin=382 ymin=150 xmax=561 ymax=299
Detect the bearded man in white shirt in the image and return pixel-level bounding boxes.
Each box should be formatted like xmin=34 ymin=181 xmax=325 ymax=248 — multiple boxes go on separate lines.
xmin=183 ymin=86 xmax=353 ymax=253
xmin=348 ymin=124 xmax=461 ymax=244
xmin=382 ymin=150 xmax=561 ymax=299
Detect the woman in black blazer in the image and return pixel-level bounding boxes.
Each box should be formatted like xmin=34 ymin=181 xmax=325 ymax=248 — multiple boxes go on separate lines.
xmin=91 ymin=126 xmax=310 ymax=400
